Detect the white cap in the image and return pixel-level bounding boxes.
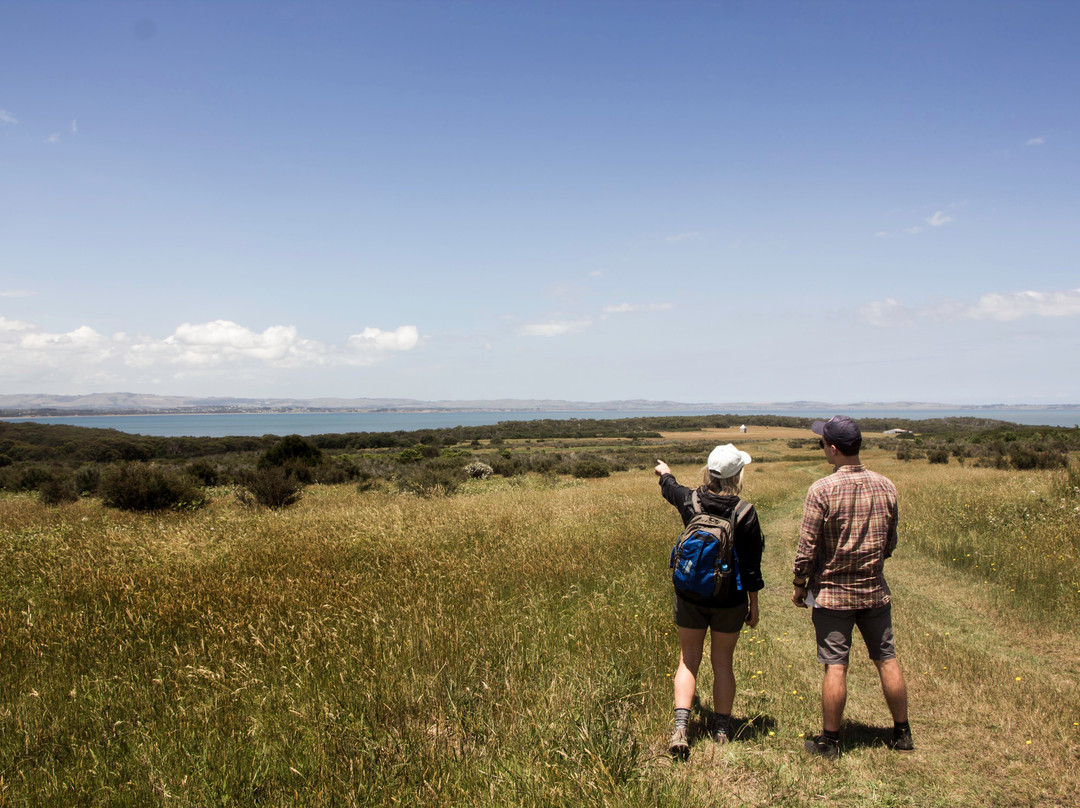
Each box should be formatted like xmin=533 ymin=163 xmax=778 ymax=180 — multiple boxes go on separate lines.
xmin=707 ymin=443 xmax=752 ymax=479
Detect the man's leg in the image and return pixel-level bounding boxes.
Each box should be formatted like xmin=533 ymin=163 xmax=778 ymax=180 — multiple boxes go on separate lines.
xmin=873 ymin=658 xmax=908 ymax=723
xmin=822 ymin=663 xmax=848 ymax=733
xmin=812 ymin=608 xmax=854 ymax=732
xmin=858 ymin=604 xmax=914 ymax=750
xmin=806 ymin=608 xmax=853 ymax=757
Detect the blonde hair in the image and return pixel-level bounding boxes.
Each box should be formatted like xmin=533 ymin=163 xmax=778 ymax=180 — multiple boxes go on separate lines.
xmin=700 ymin=465 xmax=743 ymax=496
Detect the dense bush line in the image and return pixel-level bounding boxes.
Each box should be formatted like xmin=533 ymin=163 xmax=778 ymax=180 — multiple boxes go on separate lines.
xmin=6 ymin=414 xmax=1077 ymax=470
xmin=5 ymin=417 xmax=1078 ymax=506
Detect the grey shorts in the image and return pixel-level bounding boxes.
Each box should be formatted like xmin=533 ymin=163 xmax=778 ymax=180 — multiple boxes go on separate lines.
xmin=674 ymin=593 xmax=748 ymax=633
xmin=812 ymin=603 xmax=896 ymax=665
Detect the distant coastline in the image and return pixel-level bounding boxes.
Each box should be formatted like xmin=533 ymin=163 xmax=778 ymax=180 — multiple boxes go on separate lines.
xmin=4 ymin=401 xmax=1080 ymax=438
xmin=1 ymin=392 xmax=1077 ymax=420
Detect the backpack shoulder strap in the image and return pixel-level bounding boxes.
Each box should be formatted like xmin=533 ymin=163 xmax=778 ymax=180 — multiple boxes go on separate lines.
xmin=690 ymin=489 xmax=702 ymax=515
xmin=732 ymin=499 xmax=751 ymax=525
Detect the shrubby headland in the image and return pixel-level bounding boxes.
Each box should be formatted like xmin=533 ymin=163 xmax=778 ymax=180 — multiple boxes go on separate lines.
xmin=0 ymin=411 xmax=1075 ymax=509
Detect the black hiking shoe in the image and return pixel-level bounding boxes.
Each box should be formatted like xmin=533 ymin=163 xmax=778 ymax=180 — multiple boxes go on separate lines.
xmin=804 ymin=733 xmax=840 ymax=759
xmin=711 ymin=715 xmax=731 ymax=745
xmin=889 ymin=726 xmax=914 ymax=751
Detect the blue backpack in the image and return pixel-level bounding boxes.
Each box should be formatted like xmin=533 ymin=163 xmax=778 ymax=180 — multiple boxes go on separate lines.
xmin=670 ymin=491 xmax=750 ymax=599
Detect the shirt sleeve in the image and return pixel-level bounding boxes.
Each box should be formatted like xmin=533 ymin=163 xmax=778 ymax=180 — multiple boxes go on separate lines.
xmin=793 ymin=485 xmax=825 ymax=580
xmin=735 ymin=504 xmax=765 ymax=592
xmin=658 ymin=473 xmax=695 ymax=524
xmin=884 ymin=495 xmax=898 ymax=559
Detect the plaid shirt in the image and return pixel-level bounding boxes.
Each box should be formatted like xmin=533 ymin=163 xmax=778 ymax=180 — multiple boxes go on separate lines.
xmin=793 ymin=464 xmax=898 ymax=610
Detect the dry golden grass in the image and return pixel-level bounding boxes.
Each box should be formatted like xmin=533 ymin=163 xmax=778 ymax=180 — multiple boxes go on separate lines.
xmin=656 ymin=425 xmax=811 ymax=443
xmin=1 ymin=441 xmax=1078 ymax=806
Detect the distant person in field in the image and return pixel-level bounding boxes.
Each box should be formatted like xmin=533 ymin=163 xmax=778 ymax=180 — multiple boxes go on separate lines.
xmin=792 ymin=415 xmax=913 ymax=758
xmin=655 ymin=444 xmax=765 ymax=757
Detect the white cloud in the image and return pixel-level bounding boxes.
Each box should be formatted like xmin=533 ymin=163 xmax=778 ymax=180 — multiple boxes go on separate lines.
xmin=967 ymin=288 xmax=1080 ymax=321
xmin=161 ymin=320 xmax=314 ymax=366
xmin=926 ymin=211 xmax=953 ymax=227
xmin=666 ymin=232 xmax=699 ymax=243
xmin=0 ymin=290 xmax=32 ymax=298
xmin=71 ymin=119 xmax=78 ymax=135
xmin=602 ymin=302 xmax=675 ymax=314
xmin=0 ymin=109 xmax=17 ymax=125
xmin=860 ymin=287 xmax=1080 ymax=327
xmin=346 ymin=325 xmax=419 ymax=353
xmin=589 ymin=270 xmax=604 ymax=277
xmin=0 ymin=320 xmax=119 ymax=376
xmin=517 ymin=301 xmax=673 ymax=338
xmin=44 ymin=133 xmax=60 ymax=144
xmin=1026 ymin=136 xmax=1046 ymax=146
xmin=0 ymin=316 xmax=420 ymax=385
xmin=906 ymin=226 xmax=923 ymax=235
xmin=0 ymin=316 xmax=36 ymax=333
xmin=857 ymin=299 xmax=914 ymax=328
xmin=518 ymin=319 xmax=591 ymax=337
xmin=874 ymin=231 xmax=889 ymax=238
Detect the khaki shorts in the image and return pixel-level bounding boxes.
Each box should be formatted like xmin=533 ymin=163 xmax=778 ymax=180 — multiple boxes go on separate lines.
xmin=812 ymin=603 xmax=896 ymax=665
xmin=674 ymin=593 xmax=748 ymax=633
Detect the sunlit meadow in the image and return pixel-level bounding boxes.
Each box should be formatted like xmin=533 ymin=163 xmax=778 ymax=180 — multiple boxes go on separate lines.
xmin=2 ymin=434 xmax=1078 ymax=806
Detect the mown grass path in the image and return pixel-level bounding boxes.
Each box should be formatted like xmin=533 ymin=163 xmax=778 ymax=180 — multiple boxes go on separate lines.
xmin=687 ymin=456 xmax=1080 ymax=808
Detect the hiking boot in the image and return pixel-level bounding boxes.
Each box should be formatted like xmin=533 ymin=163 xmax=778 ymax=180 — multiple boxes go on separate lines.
xmin=804 ymin=733 xmax=840 ymax=759
xmin=889 ymin=726 xmax=914 ymax=751
xmin=711 ymin=716 xmax=731 ymax=745
xmin=668 ymin=726 xmax=690 ymax=758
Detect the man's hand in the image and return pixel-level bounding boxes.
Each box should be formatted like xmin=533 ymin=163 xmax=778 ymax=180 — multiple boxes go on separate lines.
xmin=746 ymin=601 xmax=760 ymax=628
xmin=654 ymin=460 xmax=671 ymax=477
xmin=792 ymin=585 xmax=809 ymax=608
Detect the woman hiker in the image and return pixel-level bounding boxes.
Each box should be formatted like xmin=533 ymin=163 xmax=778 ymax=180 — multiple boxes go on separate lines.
xmin=655 ymin=444 xmax=765 ymax=757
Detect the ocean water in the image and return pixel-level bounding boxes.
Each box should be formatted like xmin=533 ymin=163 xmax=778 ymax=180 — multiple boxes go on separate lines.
xmin=3 ymin=407 xmax=1080 ymax=437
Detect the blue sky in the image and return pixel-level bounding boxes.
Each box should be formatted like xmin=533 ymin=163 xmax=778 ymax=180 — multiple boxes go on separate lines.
xmin=2 ymin=1 xmax=1078 ymax=404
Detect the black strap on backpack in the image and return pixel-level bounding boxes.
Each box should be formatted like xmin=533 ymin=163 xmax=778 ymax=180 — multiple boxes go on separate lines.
xmin=691 ymin=489 xmax=751 ymax=526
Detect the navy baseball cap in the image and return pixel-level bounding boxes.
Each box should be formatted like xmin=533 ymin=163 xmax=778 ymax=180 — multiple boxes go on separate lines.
xmin=811 ymin=415 xmax=862 ymax=446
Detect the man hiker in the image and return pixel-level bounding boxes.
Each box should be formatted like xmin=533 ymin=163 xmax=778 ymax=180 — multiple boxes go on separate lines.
xmin=792 ymin=415 xmax=914 ymax=758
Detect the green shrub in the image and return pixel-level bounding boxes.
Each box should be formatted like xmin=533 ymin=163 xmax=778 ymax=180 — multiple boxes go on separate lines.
xmin=310 ymin=456 xmax=360 ymax=485
xmin=395 ymin=461 xmax=465 ymax=497
xmin=239 ymin=466 xmax=305 ymax=509
xmin=571 ymin=458 xmax=611 ymax=479
xmin=100 ymin=463 xmax=206 ymax=511
xmin=490 ymin=454 xmax=526 ymax=477
xmin=73 ymin=465 xmax=102 ymax=495
xmin=356 ymin=470 xmax=380 ymax=492
xmin=9 ymin=464 xmax=57 ymax=492
xmin=1009 ymin=445 xmax=1068 ymax=470
xmin=38 ymin=477 xmax=78 ymax=506
xmin=395 ymin=447 xmax=425 ymax=463
xmin=259 ymin=434 xmax=322 ymax=469
xmin=927 ymin=448 xmax=950 ymax=464
xmin=185 ymin=459 xmax=220 ymax=486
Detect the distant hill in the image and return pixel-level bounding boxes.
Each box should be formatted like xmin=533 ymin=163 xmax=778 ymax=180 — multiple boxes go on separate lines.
xmin=0 ymin=392 xmax=1073 ymax=416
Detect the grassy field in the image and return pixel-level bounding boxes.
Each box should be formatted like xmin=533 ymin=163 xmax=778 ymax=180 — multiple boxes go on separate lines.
xmin=1 ymin=435 xmax=1079 ymax=806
